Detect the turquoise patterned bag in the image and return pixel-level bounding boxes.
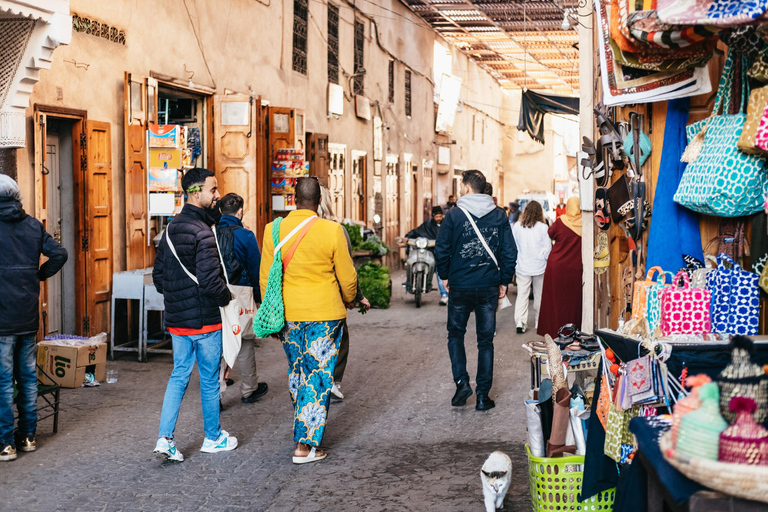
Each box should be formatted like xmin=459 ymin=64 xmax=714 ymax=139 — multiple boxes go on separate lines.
xmin=674 ymin=50 xmax=768 ymax=217
xmin=646 ymin=271 xmax=674 ymax=335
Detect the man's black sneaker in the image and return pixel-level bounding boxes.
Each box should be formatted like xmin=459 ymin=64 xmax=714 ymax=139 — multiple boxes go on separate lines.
xmin=476 ymin=394 xmax=495 ymax=411
xmin=241 ymin=382 xmax=269 ymax=403
xmin=451 ymin=380 xmax=473 ymax=407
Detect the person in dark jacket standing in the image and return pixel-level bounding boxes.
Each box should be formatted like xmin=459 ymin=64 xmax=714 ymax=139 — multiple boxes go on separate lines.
xmin=152 ymin=168 xmax=237 ymax=462
xmin=0 ymin=175 xmax=67 ymax=462
xmin=405 ymin=206 xmax=448 ymax=304
xmin=435 ymin=170 xmax=517 ymax=411
xmin=216 ymin=193 xmax=268 ymax=404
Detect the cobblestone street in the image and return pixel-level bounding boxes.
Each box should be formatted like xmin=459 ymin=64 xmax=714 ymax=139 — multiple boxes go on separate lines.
xmin=0 ymin=273 xmax=534 ymax=512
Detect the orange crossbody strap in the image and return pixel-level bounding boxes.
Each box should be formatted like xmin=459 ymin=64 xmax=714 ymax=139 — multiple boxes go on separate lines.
xmin=282 ymin=217 xmax=319 ymax=271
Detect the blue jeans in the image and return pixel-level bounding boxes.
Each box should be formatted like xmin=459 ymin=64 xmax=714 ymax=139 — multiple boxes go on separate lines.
xmin=436 ymin=271 xmax=448 ymax=297
xmin=446 ymin=287 xmax=498 ymax=395
xmin=0 ymin=334 xmax=38 ymax=447
xmin=158 ymin=330 xmax=222 ymax=441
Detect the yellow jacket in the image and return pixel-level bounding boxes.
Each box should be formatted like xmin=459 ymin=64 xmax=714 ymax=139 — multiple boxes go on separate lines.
xmin=260 ymin=209 xmax=358 ymax=322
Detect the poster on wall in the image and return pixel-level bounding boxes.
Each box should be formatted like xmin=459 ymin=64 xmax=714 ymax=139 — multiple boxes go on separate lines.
xmin=148 ymin=124 xmax=182 ymax=148
xmin=148 ymin=148 xmax=181 ymax=192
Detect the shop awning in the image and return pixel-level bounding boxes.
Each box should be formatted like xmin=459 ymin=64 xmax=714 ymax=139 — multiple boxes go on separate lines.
xmin=517 ymin=89 xmax=579 ymax=144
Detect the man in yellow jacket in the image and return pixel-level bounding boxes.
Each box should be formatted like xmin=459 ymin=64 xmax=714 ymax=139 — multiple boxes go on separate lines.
xmin=260 ymin=177 xmax=357 ymax=464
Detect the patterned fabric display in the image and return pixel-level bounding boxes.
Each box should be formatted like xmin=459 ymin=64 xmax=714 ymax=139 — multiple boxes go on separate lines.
xmin=627 ymin=0 xmax=722 ymax=49
xmin=749 ymin=47 xmax=768 ymax=82
xmin=754 ymin=93 xmax=768 ymax=152
xmin=646 ymin=271 xmax=674 ymax=334
xmin=659 ymin=271 xmax=711 ymax=336
xmin=605 ymin=403 xmax=639 ymax=462
xmin=707 ymin=254 xmax=760 ymax=335
xmin=737 ymin=86 xmax=768 ymax=154
xmin=657 ymin=0 xmax=768 ymax=26
xmin=674 ymin=51 xmax=768 ymax=217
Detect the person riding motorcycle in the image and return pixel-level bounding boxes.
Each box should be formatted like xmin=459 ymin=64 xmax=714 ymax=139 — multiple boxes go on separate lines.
xmin=404 ymin=206 xmax=448 ymax=305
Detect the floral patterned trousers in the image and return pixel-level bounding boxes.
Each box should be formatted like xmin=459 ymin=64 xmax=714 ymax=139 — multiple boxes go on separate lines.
xmin=279 ymin=320 xmax=344 ymax=446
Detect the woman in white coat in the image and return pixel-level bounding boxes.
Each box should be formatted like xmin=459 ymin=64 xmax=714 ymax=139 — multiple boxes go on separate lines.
xmin=511 ymin=200 xmax=552 ymax=333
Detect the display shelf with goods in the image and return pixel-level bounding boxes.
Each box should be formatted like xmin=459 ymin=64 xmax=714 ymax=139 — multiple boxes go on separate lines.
xmin=271 ymin=148 xmax=309 ymax=212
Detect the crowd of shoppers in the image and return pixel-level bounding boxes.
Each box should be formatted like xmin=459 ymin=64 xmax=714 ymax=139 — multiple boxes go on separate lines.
xmin=0 ymin=165 xmax=585 ymax=466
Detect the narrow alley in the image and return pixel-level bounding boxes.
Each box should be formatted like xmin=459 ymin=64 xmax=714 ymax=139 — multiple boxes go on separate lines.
xmin=0 ymin=273 xmax=533 ymax=512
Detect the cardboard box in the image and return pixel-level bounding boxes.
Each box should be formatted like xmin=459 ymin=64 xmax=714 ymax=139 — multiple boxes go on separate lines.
xmin=37 ymin=342 xmax=107 ymax=388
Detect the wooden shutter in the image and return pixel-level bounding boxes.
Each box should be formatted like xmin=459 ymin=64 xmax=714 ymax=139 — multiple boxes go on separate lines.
xmin=34 ymin=111 xmax=49 ymax=338
xmin=213 ymin=94 xmax=258 ymax=234
xmin=124 ymin=72 xmax=158 ymax=271
xmin=82 ymin=121 xmax=113 ymax=335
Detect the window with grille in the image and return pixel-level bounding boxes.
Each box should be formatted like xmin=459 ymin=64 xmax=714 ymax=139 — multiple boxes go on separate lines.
xmin=353 ymin=19 xmax=365 ymax=95
xmin=292 ymin=0 xmax=308 ymax=75
xmin=328 ymin=4 xmax=339 ymax=84
xmin=405 ymin=69 xmax=412 ymax=117
xmin=388 ymin=60 xmax=394 ymax=104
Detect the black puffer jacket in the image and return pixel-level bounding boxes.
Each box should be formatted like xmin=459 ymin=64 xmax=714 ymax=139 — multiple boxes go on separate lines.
xmin=0 ymin=198 xmax=68 ymax=335
xmin=153 ymin=204 xmax=231 ymax=329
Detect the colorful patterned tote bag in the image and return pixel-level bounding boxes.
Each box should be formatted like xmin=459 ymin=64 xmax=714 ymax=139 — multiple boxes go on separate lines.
xmin=659 ymin=270 xmax=712 ymax=336
xmin=707 ymin=254 xmax=760 ymax=335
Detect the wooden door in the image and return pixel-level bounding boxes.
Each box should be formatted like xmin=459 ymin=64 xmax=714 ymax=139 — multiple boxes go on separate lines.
xmin=34 ymin=112 xmax=50 ymax=338
xmin=403 ymin=154 xmax=413 ymax=232
xmin=328 ymin=144 xmax=346 ymax=219
xmin=81 ymin=121 xmax=113 ymax=335
xmin=124 ymin=72 xmax=158 ymax=270
xmin=268 ymin=107 xmax=296 ymax=155
xmin=213 ymin=94 xmax=258 ymax=233
xmin=385 ymin=155 xmax=400 ymax=247
xmin=351 ymin=152 xmax=367 ymax=224
xmin=423 ymin=163 xmax=433 ymax=220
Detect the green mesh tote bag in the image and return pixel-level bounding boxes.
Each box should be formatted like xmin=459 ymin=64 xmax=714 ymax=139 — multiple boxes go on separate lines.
xmin=252 ymin=216 xmax=318 ymax=338
xmin=674 ymin=50 xmax=768 ymax=217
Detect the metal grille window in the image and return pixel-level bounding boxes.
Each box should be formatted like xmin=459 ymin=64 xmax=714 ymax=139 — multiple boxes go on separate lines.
xmin=328 ymin=4 xmax=339 ymax=84
xmin=388 ymin=60 xmax=394 ymax=104
xmin=353 ymin=19 xmax=365 ymax=95
xmin=405 ymin=69 xmax=412 ymax=117
xmin=292 ymin=0 xmax=308 ymax=75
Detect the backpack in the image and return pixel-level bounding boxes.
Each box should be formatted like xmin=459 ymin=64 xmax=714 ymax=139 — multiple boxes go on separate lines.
xmin=215 ymin=224 xmax=245 ymax=284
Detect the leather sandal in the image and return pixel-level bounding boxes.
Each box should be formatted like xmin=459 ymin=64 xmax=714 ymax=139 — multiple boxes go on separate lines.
xmin=292 ymin=446 xmax=327 ymax=464
xmin=594 ymin=187 xmax=611 ymax=230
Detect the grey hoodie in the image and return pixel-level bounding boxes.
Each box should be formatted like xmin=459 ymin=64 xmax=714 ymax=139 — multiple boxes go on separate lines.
xmin=456 ymin=193 xmax=496 ymax=218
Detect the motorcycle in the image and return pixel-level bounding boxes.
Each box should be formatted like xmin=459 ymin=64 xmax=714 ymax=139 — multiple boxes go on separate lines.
xmin=398 ymin=237 xmax=436 ymax=308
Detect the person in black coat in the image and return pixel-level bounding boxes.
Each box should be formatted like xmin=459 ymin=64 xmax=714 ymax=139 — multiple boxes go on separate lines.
xmin=435 ymin=170 xmax=517 ymax=412
xmin=152 ymin=168 xmax=237 ymax=462
xmin=405 ymin=206 xmax=449 ymax=303
xmin=0 ymin=175 xmax=67 ymax=461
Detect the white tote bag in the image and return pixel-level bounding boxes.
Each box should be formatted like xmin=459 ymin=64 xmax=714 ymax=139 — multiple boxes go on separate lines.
xmin=165 ymin=227 xmax=242 ymax=368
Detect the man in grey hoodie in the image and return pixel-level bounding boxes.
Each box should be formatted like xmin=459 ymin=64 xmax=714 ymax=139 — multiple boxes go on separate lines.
xmin=435 ymin=170 xmax=517 ymax=411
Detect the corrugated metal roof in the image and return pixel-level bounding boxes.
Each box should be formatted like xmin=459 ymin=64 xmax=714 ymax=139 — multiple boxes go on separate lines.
xmin=402 ymin=0 xmax=580 ymax=93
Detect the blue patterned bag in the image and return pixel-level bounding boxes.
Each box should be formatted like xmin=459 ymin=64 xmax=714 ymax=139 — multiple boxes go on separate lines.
xmin=646 ymin=271 xmax=674 ymax=335
xmin=674 ymin=50 xmax=768 ymax=217
xmin=706 ymin=254 xmax=760 ymax=335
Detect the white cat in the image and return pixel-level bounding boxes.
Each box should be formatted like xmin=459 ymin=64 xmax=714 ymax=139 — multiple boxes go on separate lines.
xmin=481 ymin=451 xmax=512 ymax=512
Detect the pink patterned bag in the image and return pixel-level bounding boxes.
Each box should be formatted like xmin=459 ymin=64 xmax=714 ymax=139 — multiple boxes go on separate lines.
xmin=755 ymin=101 xmax=768 ymax=152
xmin=659 ymin=271 xmax=711 ymax=336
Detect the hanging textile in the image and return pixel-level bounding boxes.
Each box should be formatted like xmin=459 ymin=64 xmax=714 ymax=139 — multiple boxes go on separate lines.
xmin=517 ymin=89 xmax=579 ymax=144
xmin=646 ymin=98 xmax=704 ymax=272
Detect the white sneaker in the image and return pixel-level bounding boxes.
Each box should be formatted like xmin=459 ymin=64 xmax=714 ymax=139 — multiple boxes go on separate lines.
xmin=153 ymin=437 xmax=184 ymax=462
xmin=331 ymin=383 xmax=344 ymax=400
xmin=200 ymin=430 xmax=238 ymax=453
xmin=440 ymin=295 xmax=449 ymax=306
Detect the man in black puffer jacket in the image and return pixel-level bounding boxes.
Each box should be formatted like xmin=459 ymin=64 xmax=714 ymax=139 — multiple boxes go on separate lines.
xmin=0 ymin=175 xmax=67 ymax=462
xmin=152 ymin=168 xmax=237 ymax=462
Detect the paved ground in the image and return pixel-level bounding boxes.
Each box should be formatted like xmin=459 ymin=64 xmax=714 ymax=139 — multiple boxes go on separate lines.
xmin=0 ymin=272 xmax=538 ymax=512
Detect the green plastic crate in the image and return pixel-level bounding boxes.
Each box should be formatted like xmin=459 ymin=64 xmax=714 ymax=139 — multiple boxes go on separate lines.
xmin=526 ymin=445 xmax=615 ymax=511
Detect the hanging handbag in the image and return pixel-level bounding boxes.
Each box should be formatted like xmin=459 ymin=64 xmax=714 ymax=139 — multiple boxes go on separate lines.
xmin=691 ymin=255 xmax=717 ymax=289
xmin=749 ymin=47 xmax=768 ymax=83
xmin=657 ymin=0 xmax=768 ymax=27
xmin=674 ymin=50 xmax=768 ymax=217
xmin=252 ymin=216 xmax=318 ymax=338
xmin=646 ymin=271 xmax=674 ymax=335
xmin=605 ymin=401 xmax=640 ymax=462
xmin=707 ymin=254 xmax=760 ymax=335
xmin=632 ymin=266 xmax=664 ymax=321
xmin=737 ymin=86 xmax=768 ymax=154
xmin=608 ymin=174 xmax=633 ymax=224
xmin=659 ymin=270 xmax=712 ymax=336
xmin=165 ymin=226 xmax=242 ymax=367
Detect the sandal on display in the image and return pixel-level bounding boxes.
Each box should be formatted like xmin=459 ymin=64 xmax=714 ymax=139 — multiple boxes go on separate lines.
xmin=595 ymin=188 xmax=611 ymax=230
xmin=595 ymin=106 xmax=625 ymax=171
xmin=554 ymin=324 xmax=578 ymax=349
xmin=595 ymin=232 xmax=610 ymax=275
xmin=582 ymin=137 xmax=609 ymax=186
